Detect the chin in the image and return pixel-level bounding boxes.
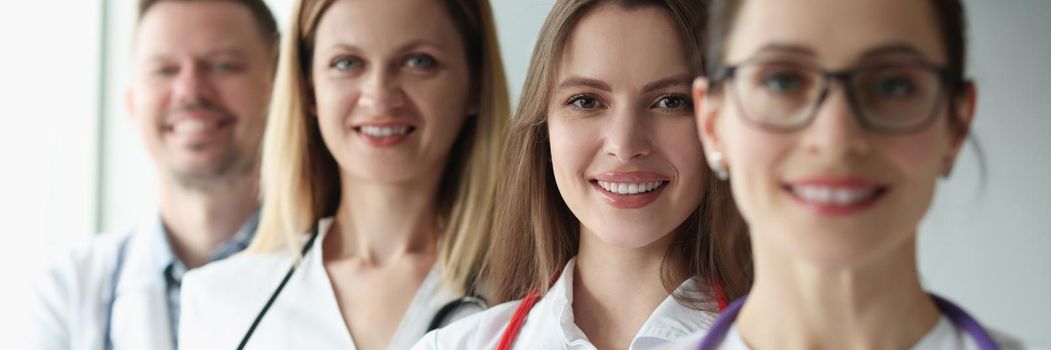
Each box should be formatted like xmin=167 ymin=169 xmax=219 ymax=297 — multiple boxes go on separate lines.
xmin=585 ymin=221 xmax=676 ymax=249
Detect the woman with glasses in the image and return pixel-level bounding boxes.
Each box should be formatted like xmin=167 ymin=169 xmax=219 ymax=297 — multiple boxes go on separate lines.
xmin=667 ymin=0 xmax=1040 ymax=349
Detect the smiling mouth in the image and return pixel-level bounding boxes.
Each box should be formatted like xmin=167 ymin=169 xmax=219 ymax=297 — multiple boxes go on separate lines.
xmin=353 ymin=125 xmax=416 ymax=137
xmin=164 ymin=118 xmax=235 ymax=142
xmin=783 ymin=182 xmax=890 ymax=215
xmin=592 ymin=180 xmax=668 ymax=195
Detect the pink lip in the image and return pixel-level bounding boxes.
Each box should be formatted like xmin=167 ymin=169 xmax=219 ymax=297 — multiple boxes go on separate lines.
xmin=783 ymin=176 xmax=888 ymax=216
xmin=351 ymin=119 xmax=417 ymax=148
xmin=590 ymin=171 xmax=671 ymax=209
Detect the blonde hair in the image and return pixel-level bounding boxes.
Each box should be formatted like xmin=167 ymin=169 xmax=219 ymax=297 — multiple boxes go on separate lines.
xmin=250 ymin=0 xmax=510 ymax=295
xmin=485 ymin=0 xmax=752 ymax=307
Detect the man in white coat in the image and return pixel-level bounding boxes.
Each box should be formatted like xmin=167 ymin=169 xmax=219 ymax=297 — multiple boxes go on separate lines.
xmin=26 ymin=1 xmax=278 ymax=349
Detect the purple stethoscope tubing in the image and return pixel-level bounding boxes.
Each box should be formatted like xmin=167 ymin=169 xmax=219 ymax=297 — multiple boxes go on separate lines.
xmin=696 ymin=293 xmax=1000 ymax=350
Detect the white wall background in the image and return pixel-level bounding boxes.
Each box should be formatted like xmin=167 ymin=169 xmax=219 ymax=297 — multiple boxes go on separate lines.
xmin=0 ymin=0 xmax=103 ymax=341
xmin=2 ymin=0 xmax=1048 ymax=345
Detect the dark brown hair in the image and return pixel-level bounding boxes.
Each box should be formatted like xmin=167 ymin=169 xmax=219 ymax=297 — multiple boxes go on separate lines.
xmin=138 ymin=0 xmax=280 ymax=48
xmin=485 ymin=0 xmax=752 ymax=309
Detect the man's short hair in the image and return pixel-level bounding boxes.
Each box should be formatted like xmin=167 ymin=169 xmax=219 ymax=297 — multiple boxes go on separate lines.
xmin=137 ymin=0 xmax=280 ymax=47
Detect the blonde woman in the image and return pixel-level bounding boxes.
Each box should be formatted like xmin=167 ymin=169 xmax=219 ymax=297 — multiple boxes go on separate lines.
xmin=413 ymin=1 xmax=751 ymax=349
xmin=178 ymin=0 xmax=509 ymax=349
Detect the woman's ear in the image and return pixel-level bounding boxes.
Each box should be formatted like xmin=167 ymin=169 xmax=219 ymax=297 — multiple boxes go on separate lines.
xmin=951 ymin=84 xmax=977 ymax=150
xmin=945 ymin=84 xmax=977 ymax=173
xmin=693 ymin=77 xmax=725 ymax=158
xmin=694 ymin=77 xmax=730 ymax=179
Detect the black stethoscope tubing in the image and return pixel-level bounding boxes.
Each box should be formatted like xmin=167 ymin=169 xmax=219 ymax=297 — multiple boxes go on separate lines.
xmin=237 ymin=225 xmax=486 ymax=350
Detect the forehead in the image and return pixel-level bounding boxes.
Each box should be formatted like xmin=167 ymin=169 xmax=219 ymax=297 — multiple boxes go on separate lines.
xmin=559 ymin=5 xmax=690 ymax=86
xmin=134 ymin=1 xmax=266 ymax=60
xmin=726 ymin=0 xmax=946 ymax=67
xmin=314 ymin=0 xmax=462 ymax=52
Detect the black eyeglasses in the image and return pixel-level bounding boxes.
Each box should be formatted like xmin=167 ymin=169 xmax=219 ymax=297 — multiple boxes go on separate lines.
xmin=711 ymin=56 xmax=959 ymax=134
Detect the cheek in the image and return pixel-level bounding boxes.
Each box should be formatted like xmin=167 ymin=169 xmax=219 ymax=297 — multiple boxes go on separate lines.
xmin=406 ymin=80 xmax=470 ymax=138
xmin=547 ymin=117 xmax=597 ymax=192
xmin=220 ymin=78 xmax=271 ymax=131
xmin=657 ymin=119 xmax=706 ymax=189
xmin=130 ymin=85 xmax=167 ymax=133
xmin=311 ymin=81 xmax=359 ymax=145
xmin=723 ymin=118 xmax=792 ymax=220
xmin=880 ymin=126 xmax=948 ymax=179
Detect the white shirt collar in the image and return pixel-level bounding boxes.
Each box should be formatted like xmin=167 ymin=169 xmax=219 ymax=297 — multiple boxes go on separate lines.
xmin=541 ymin=257 xmax=718 ymax=349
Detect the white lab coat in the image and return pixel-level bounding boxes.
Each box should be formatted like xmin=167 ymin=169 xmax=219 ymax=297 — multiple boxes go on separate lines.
xmin=412 ymin=258 xmax=718 ymax=350
xmin=26 ymin=217 xmax=177 ymax=350
xmin=178 ymin=217 xmax=481 ymax=350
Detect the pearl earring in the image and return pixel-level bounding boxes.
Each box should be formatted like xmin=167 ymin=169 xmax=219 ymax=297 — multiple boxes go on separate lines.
xmin=709 ymin=151 xmax=729 ymax=180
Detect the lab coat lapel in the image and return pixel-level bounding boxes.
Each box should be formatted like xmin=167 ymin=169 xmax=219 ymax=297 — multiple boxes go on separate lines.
xmin=109 ymin=223 xmax=175 ymax=350
xmin=276 ymin=219 xmax=358 ymax=348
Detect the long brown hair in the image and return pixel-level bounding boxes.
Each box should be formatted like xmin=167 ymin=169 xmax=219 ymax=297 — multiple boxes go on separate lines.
xmin=485 ymin=0 xmax=752 ymax=308
xmin=249 ymin=0 xmax=511 ymax=295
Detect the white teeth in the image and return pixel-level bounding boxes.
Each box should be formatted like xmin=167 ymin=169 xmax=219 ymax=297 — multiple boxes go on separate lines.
xmin=597 ymin=181 xmax=665 ymax=195
xmin=171 ymin=119 xmax=218 ymax=135
xmin=360 ymin=125 xmax=410 ymax=137
xmin=791 ymin=185 xmax=876 ymax=205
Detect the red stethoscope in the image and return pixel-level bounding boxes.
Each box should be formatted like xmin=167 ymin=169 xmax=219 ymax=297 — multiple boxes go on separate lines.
xmin=494 ymin=271 xmax=729 ymax=350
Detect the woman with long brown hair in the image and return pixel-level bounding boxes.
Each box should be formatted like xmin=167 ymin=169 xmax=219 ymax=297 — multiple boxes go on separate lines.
xmin=177 ymin=0 xmax=510 ymax=349
xmin=413 ymin=0 xmax=751 ymax=349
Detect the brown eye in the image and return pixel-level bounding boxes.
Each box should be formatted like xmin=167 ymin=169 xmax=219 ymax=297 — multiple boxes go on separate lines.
xmin=567 ymin=95 xmax=602 ymax=110
xmin=653 ymin=95 xmax=692 ymax=109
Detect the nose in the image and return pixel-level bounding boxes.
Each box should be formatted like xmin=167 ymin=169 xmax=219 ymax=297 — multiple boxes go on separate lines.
xmin=802 ymin=84 xmax=870 ymax=157
xmin=171 ymin=61 xmax=217 ymax=104
xmin=604 ymin=106 xmax=653 ymax=162
xmin=358 ymin=69 xmax=406 ymax=114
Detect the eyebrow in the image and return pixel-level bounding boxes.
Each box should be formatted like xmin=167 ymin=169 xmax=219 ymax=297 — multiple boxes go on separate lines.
xmin=858 ymin=43 xmax=930 ymax=60
xmin=557 ymin=76 xmax=611 ymax=92
xmin=556 ymin=74 xmax=692 ymax=93
xmin=324 ymin=39 xmax=449 ymax=56
xmin=146 ymin=47 xmax=246 ymax=63
xmin=755 ymin=43 xmax=817 ymax=56
xmin=641 ymin=74 xmax=692 ymax=93
xmin=754 ymin=42 xmax=932 ymax=61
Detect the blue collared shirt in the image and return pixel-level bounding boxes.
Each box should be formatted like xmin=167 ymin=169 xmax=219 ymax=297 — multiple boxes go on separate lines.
xmin=148 ymin=210 xmax=259 ymax=346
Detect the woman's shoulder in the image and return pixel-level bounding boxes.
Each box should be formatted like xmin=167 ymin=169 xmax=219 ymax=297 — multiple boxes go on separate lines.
xmin=991 ymin=329 xmax=1049 ymax=350
xmin=412 ymin=299 xmax=522 ymax=350
xmin=183 ymin=249 xmax=295 ymax=297
xmin=178 ymin=249 xmax=299 ymax=348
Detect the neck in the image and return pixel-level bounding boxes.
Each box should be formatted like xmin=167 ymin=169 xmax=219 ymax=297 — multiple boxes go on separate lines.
xmin=158 ymin=172 xmax=259 ymax=269
xmin=325 ymin=172 xmax=442 ymax=266
xmin=573 ymin=227 xmax=680 ymax=350
xmin=737 ymin=233 xmax=939 ymax=350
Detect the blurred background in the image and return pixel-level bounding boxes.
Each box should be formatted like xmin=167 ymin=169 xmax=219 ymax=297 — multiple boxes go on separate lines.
xmin=1 ymin=0 xmax=1048 ymax=345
